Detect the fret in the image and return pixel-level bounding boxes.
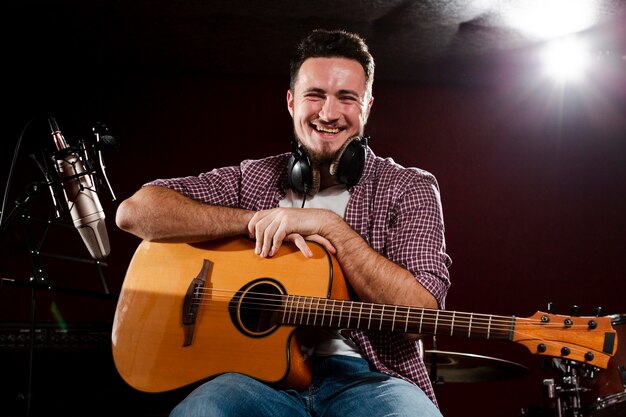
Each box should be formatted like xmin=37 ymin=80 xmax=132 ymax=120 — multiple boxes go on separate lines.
xmin=305 ymin=296 xmax=312 ymax=326
xmin=283 ymin=295 xmax=292 ymax=323
xmin=357 ymin=302 xmax=363 ymax=329
xmin=306 ymin=297 xmax=315 ymax=326
xmin=295 ymin=296 xmax=303 ymax=324
xmin=379 ymin=305 xmax=385 ymax=330
xmin=293 ymin=296 xmax=300 ymax=325
xmin=338 ymin=300 xmax=345 ymax=328
xmin=347 ymin=301 xmax=354 ymax=328
xmin=468 ymin=313 xmax=473 ymax=337
xmin=418 ymin=308 xmax=424 ymax=333
xmin=321 ymin=299 xmax=329 ymax=327
xmin=450 ymin=311 xmax=456 ymax=336
xmin=367 ymin=303 xmax=373 ymax=329
xmin=293 ymin=295 xmax=301 ymax=324
xmin=312 ymin=297 xmax=320 ymax=326
xmin=487 ymin=315 xmax=492 ymax=339
xmin=391 ymin=305 xmax=398 ymax=332
xmin=402 ymin=306 xmax=409 ymax=333
xmin=433 ymin=310 xmax=440 ymax=334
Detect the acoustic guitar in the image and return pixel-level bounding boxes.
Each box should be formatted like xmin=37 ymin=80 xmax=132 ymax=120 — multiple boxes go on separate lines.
xmin=111 ymin=237 xmax=618 ymax=393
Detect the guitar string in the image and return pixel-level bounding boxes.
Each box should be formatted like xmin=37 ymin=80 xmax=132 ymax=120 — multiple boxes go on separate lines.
xmin=183 ymin=289 xmax=609 ymax=361
xmin=188 ymin=287 xmax=601 ymax=331
xmin=192 ymin=287 xmax=599 ymax=329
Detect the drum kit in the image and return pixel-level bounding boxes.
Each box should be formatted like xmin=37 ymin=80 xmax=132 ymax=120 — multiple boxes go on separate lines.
xmin=425 ymin=315 xmax=626 ymax=417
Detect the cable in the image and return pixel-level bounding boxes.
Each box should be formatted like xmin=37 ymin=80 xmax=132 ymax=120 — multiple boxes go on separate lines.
xmin=0 ymin=116 xmax=44 ymax=229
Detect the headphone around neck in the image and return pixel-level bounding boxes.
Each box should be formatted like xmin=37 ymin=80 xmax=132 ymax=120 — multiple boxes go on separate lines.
xmin=287 ymin=136 xmax=368 ymax=196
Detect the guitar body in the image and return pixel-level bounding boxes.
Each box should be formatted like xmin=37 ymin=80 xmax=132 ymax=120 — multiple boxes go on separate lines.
xmin=112 ymin=237 xmax=347 ymax=393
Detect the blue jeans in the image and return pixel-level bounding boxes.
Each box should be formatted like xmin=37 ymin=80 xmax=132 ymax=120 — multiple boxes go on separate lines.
xmin=170 ymin=355 xmax=442 ymax=417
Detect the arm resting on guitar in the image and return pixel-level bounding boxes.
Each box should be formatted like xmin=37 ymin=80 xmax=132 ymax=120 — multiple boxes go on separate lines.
xmin=328 ymin=216 xmax=439 ymax=311
xmin=116 ymin=185 xmax=254 ymax=243
xmin=248 ymin=207 xmax=439 ymax=310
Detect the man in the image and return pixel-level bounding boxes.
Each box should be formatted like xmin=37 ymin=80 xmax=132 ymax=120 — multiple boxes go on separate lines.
xmin=116 ymin=29 xmax=451 ymax=417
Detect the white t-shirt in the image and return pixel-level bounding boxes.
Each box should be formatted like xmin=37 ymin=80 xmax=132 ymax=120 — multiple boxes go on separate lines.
xmin=279 ymin=185 xmax=363 ymax=358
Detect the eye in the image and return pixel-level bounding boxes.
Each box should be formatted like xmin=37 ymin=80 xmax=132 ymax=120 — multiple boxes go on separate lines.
xmin=303 ymin=91 xmax=325 ymax=100
xmin=339 ymin=94 xmax=359 ymax=103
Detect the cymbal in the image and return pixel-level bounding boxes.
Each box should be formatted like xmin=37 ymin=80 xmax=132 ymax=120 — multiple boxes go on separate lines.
xmin=424 ymin=350 xmax=529 ymax=383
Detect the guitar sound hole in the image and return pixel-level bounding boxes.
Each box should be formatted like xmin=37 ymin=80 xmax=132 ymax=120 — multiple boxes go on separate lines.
xmin=231 ymin=280 xmax=284 ymax=337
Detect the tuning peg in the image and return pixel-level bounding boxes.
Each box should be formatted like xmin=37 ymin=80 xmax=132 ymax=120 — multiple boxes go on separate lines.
xmin=547 ymin=302 xmax=556 ymax=314
xmin=595 ymin=306 xmax=605 ymax=316
xmin=570 ymin=305 xmax=580 ymax=317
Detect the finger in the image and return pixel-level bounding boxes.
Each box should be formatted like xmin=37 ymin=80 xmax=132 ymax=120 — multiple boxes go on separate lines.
xmin=257 ymin=218 xmax=274 ymax=257
xmin=269 ymin=221 xmax=289 ymax=257
xmin=287 ymin=234 xmax=313 ymax=257
xmin=260 ymin=215 xmax=284 ymax=257
xmin=252 ymin=214 xmax=272 ymax=256
xmin=248 ymin=211 xmax=260 ymax=238
xmin=248 ymin=211 xmax=265 ymax=247
xmin=305 ymin=234 xmax=336 ymax=254
xmin=251 ymin=210 xmax=284 ymax=257
xmin=253 ymin=218 xmax=263 ymax=255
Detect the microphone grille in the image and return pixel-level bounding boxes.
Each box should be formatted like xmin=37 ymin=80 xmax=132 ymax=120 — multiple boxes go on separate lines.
xmin=77 ymin=219 xmax=111 ymax=260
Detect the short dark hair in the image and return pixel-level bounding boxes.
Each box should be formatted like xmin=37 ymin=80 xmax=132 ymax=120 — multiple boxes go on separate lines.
xmin=289 ymin=29 xmax=375 ymax=96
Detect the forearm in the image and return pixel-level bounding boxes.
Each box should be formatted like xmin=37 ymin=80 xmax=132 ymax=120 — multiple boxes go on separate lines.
xmin=115 ymin=185 xmax=254 ymax=242
xmin=322 ymin=214 xmax=439 ymax=309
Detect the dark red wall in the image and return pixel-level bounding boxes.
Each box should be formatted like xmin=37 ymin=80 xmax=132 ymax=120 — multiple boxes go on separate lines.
xmin=1 ymin=70 xmax=625 ymax=416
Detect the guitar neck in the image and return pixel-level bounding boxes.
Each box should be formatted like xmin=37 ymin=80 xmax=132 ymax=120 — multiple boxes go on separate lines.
xmin=276 ymin=295 xmax=514 ymax=341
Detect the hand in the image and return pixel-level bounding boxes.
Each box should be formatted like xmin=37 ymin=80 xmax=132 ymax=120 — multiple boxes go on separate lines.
xmin=247 ymin=208 xmax=337 ymax=257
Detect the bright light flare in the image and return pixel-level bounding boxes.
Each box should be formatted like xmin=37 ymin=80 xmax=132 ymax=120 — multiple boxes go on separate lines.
xmin=541 ymin=37 xmax=591 ymax=83
xmin=505 ymin=0 xmax=596 ymax=39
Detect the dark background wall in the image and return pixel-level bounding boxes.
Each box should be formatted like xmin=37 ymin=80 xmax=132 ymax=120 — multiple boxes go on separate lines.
xmin=1 ymin=4 xmax=625 ymax=417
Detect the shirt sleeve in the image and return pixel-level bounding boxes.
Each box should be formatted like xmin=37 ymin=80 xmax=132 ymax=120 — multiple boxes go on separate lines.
xmin=384 ymin=171 xmax=452 ymax=309
xmin=143 ymin=154 xmax=289 ymax=211
xmin=145 ymin=165 xmax=242 ymax=207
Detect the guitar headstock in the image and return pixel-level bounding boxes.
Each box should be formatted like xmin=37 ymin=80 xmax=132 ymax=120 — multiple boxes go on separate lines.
xmin=513 ymin=307 xmax=618 ymax=369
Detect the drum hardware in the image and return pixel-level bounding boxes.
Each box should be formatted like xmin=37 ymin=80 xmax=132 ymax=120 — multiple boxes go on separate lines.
xmin=541 ymin=359 xmax=593 ymax=417
xmin=582 ymin=314 xmax=626 ymax=417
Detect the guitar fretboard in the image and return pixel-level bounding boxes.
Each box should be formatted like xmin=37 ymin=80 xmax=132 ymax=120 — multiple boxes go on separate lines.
xmin=278 ymin=295 xmax=515 ymax=340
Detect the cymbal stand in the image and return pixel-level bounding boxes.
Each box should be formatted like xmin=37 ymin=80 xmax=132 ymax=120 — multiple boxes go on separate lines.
xmin=428 ymin=335 xmax=445 ymax=385
xmin=542 ymin=359 xmax=591 ymax=417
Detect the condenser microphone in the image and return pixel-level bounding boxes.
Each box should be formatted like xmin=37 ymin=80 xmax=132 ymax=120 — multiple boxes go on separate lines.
xmin=49 ymin=118 xmax=110 ymax=260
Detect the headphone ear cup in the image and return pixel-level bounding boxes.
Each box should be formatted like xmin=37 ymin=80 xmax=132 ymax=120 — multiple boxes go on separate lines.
xmin=335 ymin=138 xmax=367 ymax=187
xmin=287 ymin=146 xmax=313 ymax=195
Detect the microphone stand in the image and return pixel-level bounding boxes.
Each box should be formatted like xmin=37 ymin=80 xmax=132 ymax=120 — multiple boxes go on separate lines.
xmin=0 ymin=181 xmax=116 ymax=417
xmin=1 ymin=181 xmax=50 ymax=417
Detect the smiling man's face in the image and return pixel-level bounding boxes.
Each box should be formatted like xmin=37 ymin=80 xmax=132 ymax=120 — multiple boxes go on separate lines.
xmin=287 ymin=57 xmax=373 ymax=164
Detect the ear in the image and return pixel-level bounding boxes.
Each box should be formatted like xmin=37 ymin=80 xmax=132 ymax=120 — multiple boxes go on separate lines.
xmin=362 ymin=95 xmax=374 ymax=123
xmin=286 ymin=89 xmax=294 ymax=118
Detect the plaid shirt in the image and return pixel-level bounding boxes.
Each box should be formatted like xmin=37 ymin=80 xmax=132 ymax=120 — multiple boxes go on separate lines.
xmin=147 ymin=148 xmax=452 ymax=405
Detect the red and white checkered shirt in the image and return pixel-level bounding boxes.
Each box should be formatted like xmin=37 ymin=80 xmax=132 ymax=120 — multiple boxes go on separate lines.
xmin=147 ymin=148 xmax=452 ymax=405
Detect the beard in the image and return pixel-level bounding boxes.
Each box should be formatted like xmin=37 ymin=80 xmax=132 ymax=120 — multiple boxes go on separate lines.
xmin=309 ymin=148 xmax=336 ymax=167
xmin=293 ymin=133 xmax=340 ymax=168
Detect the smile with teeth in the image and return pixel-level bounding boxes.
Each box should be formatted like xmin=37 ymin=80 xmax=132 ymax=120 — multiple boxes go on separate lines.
xmin=312 ymin=124 xmax=342 ymax=134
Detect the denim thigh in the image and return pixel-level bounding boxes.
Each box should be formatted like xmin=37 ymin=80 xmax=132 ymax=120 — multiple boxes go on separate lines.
xmin=169 ymin=372 xmax=308 ymax=417
xmin=308 ymin=355 xmax=442 ymax=417
xmin=169 ymin=356 xmax=442 ymax=417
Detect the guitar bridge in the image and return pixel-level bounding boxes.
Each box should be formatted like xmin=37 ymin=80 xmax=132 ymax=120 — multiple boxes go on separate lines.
xmin=182 ymin=259 xmax=213 ymax=346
